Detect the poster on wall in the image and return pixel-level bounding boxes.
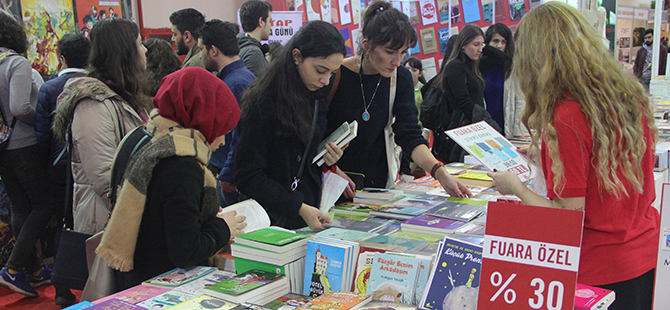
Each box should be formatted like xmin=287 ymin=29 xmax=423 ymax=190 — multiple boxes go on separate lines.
xmin=340 ymin=28 xmax=353 ymax=56
xmin=401 ymin=1 xmax=411 ymax=18
xmin=409 ymin=28 xmax=421 ymax=55
xmin=619 ymin=37 xmax=630 ymax=48
xmin=482 ymin=3 xmax=492 ymax=21
xmin=462 ymin=0 xmax=481 ymax=23
xmin=306 ymin=0 xmax=321 ymax=20
xmin=339 ymin=0 xmax=351 ymax=25
xmin=352 ymin=0 xmax=359 ymax=24
xmin=508 ymin=0 xmax=526 ymax=21
xmin=451 ymin=4 xmax=462 ymax=23
xmin=420 ymin=27 xmax=438 ymax=54
xmin=437 ymin=0 xmax=449 ymax=24
xmin=409 ymin=1 xmax=420 ymax=25
xmin=421 ymin=57 xmax=437 ymax=80
xmin=494 ymin=0 xmax=506 ymax=20
xmin=331 ymin=0 xmax=339 ymax=23
xmin=264 ymin=11 xmax=303 ymax=44
xmin=21 ymin=0 xmax=76 ymax=76
xmin=321 ymin=0 xmax=331 ymax=22
xmin=1 ymin=0 xmax=22 ymax=20
xmin=529 ymin=0 xmax=541 ymax=10
xmin=438 ymin=27 xmax=450 ymax=54
xmin=351 ymin=28 xmax=361 ymax=56
xmin=74 ymin=0 xmax=123 ymax=39
xmin=420 ymin=0 xmax=438 ymax=25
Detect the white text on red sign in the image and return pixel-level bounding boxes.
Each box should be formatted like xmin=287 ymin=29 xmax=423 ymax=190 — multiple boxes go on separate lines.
xmin=483 ymin=235 xmax=580 ymax=272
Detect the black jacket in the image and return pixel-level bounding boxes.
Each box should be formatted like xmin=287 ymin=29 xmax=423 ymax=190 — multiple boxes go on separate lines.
xmin=234 ymin=99 xmax=328 ymax=229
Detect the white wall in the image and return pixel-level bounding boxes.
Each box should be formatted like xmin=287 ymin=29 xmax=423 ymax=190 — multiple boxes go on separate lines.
xmin=141 ymin=0 xmax=247 ymax=29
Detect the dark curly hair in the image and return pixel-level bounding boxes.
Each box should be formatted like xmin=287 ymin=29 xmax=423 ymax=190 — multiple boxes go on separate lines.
xmin=142 ymin=38 xmax=182 ymax=97
xmin=0 ymin=11 xmax=28 ymax=54
xmin=58 ymin=34 xmax=91 ymax=69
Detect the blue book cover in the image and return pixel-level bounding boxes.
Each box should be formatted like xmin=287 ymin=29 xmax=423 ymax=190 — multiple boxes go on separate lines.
xmin=421 ymin=237 xmax=483 ymax=310
xmin=386 ymin=252 xmax=434 ymax=306
xmin=63 ymin=301 xmax=95 ymax=310
xmin=303 ymin=238 xmax=349 ymax=297
xmin=365 ymin=235 xmax=429 ymax=251
xmin=316 ymin=227 xmax=378 ymax=242
xmin=367 ymin=253 xmax=421 ymax=304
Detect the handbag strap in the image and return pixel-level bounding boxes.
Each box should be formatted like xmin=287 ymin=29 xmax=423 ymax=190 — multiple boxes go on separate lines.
xmin=386 ymin=69 xmax=398 ymax=128
xmin=63 ymin=125 xmax=75 ymax=229
xmin=291 ymin=100 xmax=320 ymax=191
xmin=327 ymin=70 xmax=342 ymax=105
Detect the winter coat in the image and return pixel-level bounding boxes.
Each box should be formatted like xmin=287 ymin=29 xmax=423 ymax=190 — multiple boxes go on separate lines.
xmin=54 ymin=77 xmax=145 ymax=234
xmin=237 ymin=34 xmax=268 ymax=77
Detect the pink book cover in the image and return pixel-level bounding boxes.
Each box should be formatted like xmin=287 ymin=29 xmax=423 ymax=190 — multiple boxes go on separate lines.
xmin=87 ymin=298 xmax=147 ymax=309
xmin=94 ymin=285 xmax=171 ymax=304
xmin=574 ymin=283 xmax=615 ymax=310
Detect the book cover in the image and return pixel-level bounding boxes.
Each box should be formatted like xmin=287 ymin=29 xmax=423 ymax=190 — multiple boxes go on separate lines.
xmin=574 ymin=283 xmax=615 ymax=310
xmin=236 ymin=228 xmax=308 ymax=252
xmin=385 ymin=252 xmax=433 ymax=306
xmin=366 ymin=235 xmax=429 ymax=250
xmin=424 ymin=201 xmax=486 ymax=222
xmin=325 ymin=218 xmax=385 ymax=233
xmin=219 ymin=199 xmax=271 ymax=233
xmin=205 ymin=270 xmax=284 ymax=296
xmin=262 ymin=293 xmax=314 ymax=310
xmin=313 ymin=121 xmax=351 ymax=164
xmin=88 ymin=298 xmax=147 ymax=309
xmin=297 ymin=291 xmax=371 ymax=310
xmin=303 ymin=238 xmax=352 ymax=296
xmin=355 ymin=189 xmax=403 ymax=200
xmin=446 ymin=197 xmax=490 ymax=207
xmin=332 ymin=202 xmax=375 ymax=215
xmin=420 ymin=27 xmax=438 ymax=54
xmin=357 ymin=302 xmax=417 ymax=310
xmin=401 ymin=215 xmax=468 ymax=233
xmin=393 ymin=196 xmax=445 ymax=209
xmin=234 ymin=257 xmax=287 ymax=276
xmin=353 ymin=195 xmax=407 ymax=206
xmin=168 ymin=294 xmax=237 ymax=310
xmin=446 ymin=121 xmax=531 ymax=182
xmin=353 ymin=252 xmax=376 ymax=294
xmin=316 ymin=121 xmax=358 ymax=166
xmin=316 ymin=227 xmax=378 ymax=242
xmin=173 ymin=270 xmax=238 ymax=295
xmin=453 ymin=222 xmax=485 ymax=237
xmin=369 ymin=205 xmax=428 ymax=220
xmin=231 ymin=243 xmax=307 ymax=266
xmin=390 ymin=231 xmax=444 ymax=244
xmin=137 ymin=290 xmax=197 ymax=308
xmin=63 ymin=301 xmax=94 ymax=310
xmin=421 ymin=237 xmax=483 ymax=310
xmin=143 ymin=266 xmax=216 ymax=287
xmin=94 ymin=285 xmax=170 ymax=304
xmin=367 ymin=253 xmax=421 ymax=304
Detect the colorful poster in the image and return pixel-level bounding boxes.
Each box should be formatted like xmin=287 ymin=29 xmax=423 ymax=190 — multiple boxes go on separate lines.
xmin=462 ymin=0 xmax=481 ymax=23
xmin=409 ymin=29 xmax=421 ymax=55
xmin=494 ymin=0 xmax=506 ymax=21
xmin=420 ymin=0 xmax=438 ymax=25
xmin=421 ymin=57 xmax=437 ymax=80
xmin=21 ymin=0 xmax=76 ymax=76
xmin=451 ymin=4 xmax=462 ymax=23
xmin=508 ymin=0 xmax=525 ymax=21
xmin=482 ymin=3 xmax=493 ymax=22
xmin=438 ymin=27 xmax=450 ymax=55
xmin=437 ymin=0 xmax=450 ymax=24
xmin=351 ymin=28 xmax=361 ymax=56
xmin=265 ymin=11 xmax=303 ymax=45
xmin=306 ymin=0 xmax=321 ymax=20
xmin=339 ymin=0 xmax=352 ymax=25
xmin=321 ymin=0 xmax=332 ymax=22
xmin=74 ymin=0 xmax=123 ymax=40
xmin=401 ymin=1 xmax=411 ymax=19
xmin=340 ymin=28 xmax=353 ymax=56
xmin=409 ymin=1 xmax=420 ymax=25
xmin=420 ymin=27 xmax=438 ymax=55
xmin=331 ymin=0 xmax=339 ymax=23
xmin=352 ymin=0 xmax=360 ymax=24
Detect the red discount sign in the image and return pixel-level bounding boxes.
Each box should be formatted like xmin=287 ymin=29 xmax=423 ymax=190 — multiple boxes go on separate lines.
xmin=478 ymin=202 xmax=584 ymax=310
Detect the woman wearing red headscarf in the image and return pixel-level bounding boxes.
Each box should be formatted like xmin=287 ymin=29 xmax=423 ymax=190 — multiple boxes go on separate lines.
xmin=96 ymin=67 xmax=246 ymax=291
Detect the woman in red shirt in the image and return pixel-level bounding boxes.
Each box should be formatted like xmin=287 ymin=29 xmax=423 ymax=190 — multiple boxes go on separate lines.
xmin=488 ymin=2 xmax=660 ymax=310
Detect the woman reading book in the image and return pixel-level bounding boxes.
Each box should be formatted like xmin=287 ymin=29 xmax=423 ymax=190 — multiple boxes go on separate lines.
xmin=326 ymin=0 xmax=471 ymax=197
xmin=233 ymin=21 xmax=346 ymax=231
xmin=488 ymin=3 xmax=659 ymax=310
xmin=95 ymin=67 xmax=246 ymax=291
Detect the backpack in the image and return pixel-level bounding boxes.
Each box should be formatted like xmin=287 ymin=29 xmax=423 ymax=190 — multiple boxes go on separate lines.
xmin=108 ymin=126 xmax=154 ymax=207
xmin=420 ymin=84 xmax=446 ymax=131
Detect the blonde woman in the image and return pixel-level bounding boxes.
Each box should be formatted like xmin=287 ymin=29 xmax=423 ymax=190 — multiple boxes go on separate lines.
xmin=488 ymin=2 xmax=659 ymax=310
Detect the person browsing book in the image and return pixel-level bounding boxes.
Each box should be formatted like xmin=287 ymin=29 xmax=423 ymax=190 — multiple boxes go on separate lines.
xmin=233 ymin=21 xmax=346 ymax=231
xmin=326 ymin=1 xmax=471 ymax=197
xmin=95 ymin=67 xmax=246 ymax=291
xmin=487 ymin=3 xmax=659 ymax=310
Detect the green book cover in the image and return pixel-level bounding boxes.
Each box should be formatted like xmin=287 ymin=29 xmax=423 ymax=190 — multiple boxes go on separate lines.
xmin=446 ymin=197 xmax=489 ymax=206
xmin=330 ymin=212 xmax=370 ymax=221
xmin=237 ymin=228 xmax=307 ymax=246
xmin=204 ymin=270 xmax=283 ymax=296
xmin=391 ymin=231 xmax=444 ymax=244
xmin=234 ymin=257 xmax=286 ymax=275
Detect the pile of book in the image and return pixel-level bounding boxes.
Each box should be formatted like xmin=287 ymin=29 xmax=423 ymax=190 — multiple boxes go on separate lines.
xmin=303 ymin=237 xmax=360 ymax=297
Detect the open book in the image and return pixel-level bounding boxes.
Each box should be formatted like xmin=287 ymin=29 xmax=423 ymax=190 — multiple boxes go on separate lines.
xmin=313 ymin=121 xmax=358 ymax=166
xmin=219 ymin=199 xmax=271 ymax=233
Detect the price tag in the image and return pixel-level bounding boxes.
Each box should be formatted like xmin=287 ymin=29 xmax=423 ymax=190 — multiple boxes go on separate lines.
xmin=477 ymin=202 xmax=584 ymax=310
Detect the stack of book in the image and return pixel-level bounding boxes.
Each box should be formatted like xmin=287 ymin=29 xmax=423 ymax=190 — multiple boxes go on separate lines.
xmin=303 ymin=237 xmax=360 ymax=297
xmin=203 ymin=269 xmax=289 ymax=305
xmin=353 ymin=189 xmax=406 ymax=205
xmin=365 ymin=252 xmax=433 ymax=306
xmin=231 ymin=227 xmax=309 ymax=294
xmin=297 ymin=291 xmax=371 ymax=310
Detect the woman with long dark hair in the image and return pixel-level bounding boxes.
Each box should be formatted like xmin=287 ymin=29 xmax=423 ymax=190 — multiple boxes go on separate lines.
xmin=54 ymin=18 xmax=150 ymax=235
xmin=327 ymin=1 xmax=471 ymax=197
xmin=234 ymin=21 xmax=346 ymax=230
xmin=142 ymin=38 xmax=182 ymax=97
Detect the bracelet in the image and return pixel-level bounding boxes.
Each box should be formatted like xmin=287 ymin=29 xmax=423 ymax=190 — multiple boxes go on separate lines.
xmin=430 ymin=162 xmax=444 ymax=177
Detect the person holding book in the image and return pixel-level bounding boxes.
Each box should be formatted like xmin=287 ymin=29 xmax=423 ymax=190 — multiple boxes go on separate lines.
xmin=326 ymin=1 xmax=471 ymax=197
xmin=488 ymin=3 xmax=659 ymax=310
xmin=95 ymin=67 xmax=246 ymax=291
xmin=233 ymin=21 xmax=346 ymax=230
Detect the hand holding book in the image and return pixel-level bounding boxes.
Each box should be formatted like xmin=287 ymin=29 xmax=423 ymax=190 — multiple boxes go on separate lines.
xmin=218 ymin=209 xmax=247 ymax=237
xmin=299 ymin=203 xmax=332 ymax=231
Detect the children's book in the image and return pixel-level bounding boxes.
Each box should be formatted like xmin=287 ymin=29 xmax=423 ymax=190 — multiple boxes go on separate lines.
xmin=423 ymin=201 xmax=487 ymax=222
xmin=63 ymin=301 xmax=94 ymax=310
xmin=88 ymin=298 xmax=147 ymax=309
xmin=401 ymin=215 xmax=468 ymax=235
xmin=357 ymin=302 xmax=417 ymax=310
xmin=94 ymin=285 xmax=170 ymax=304
xmin=420 ymin=237 xmax=483 ymax=310
xmin=368 ymin=205 xmax=428 ymax=220
xmin=446 ymin=121 xmax=531 ymax=182
xmin=390 ymin=231 xmax=444 ymax=244
xmin=142 ymin=266 xmax=216 ymax=287
xmin=204 ymin=269 xmax=285 ymax=296
xmin=137 ymin=290 xmax=197 ymax=308
xmin=167 ymin=294 xmax=237 ymax=310
xmin=219 ymin=199 xmax=271 ymax=233
xmin=303 ymin=238 xmax=359 ymax=297
xmin=235 ymin=228 xmax=309 ymax=253
xmin=172 ymin=270 xmax=238 ymax=295
xmin=297 ymin=291 xmax=372 ymax=310
xmin=365 ymin=234 xmax=429 ymax=251
xmin=261 ymin=293 xmax=314 ymax=310
xmin=355 ymin=188 xmax=403 ymax=200
xmin=574 ymin=283 xmax=616 ymax=310
xmin=353 ymin=252 xmax=376 ymax=294
xmin=316 ymin=227 xmax=378 ymax=242
xmin=366 ymin=253 xmax=421 ymax=305
xmin=314 ymin=121 xmax=358 ymax=166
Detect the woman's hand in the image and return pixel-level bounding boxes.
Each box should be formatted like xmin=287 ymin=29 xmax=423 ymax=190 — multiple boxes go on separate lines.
xmin=335 ymin=168 xmax=356 ymax=199
xmin=487 ymin=170 xmax=525 ymax=195
xmin=299 ymin=204 xmax=332 ymax=231
xmin=217 ymin=210 xmax=247 ymax=237
xmin=323 ymin=142 xmax=344 ymax=166
xmin=435 ymin=167 xmax=472 ymax=198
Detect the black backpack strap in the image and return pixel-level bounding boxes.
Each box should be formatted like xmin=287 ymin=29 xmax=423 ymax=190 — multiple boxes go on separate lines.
xmin=108 ymin=126 xmax=153 ymax=209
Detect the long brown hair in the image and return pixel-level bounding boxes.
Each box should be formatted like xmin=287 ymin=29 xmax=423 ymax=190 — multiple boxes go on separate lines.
xmin=434 ymin=24 xmax=484 ymax=91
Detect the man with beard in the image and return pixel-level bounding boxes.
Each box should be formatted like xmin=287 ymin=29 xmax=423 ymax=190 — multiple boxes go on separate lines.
xmin=634 ymin=29 xmax=667 ymax=92
xmin=169 ymin=8 xmax=206 ymax=68
xmin=238 ymin=0 xmax=273 ymax=76
xmin=198 ymin=19 xmax=255 ymax=207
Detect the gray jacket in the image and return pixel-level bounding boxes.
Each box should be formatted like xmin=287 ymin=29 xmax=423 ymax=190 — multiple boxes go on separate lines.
xmin=54 ymin=77 xmax=145 ymax=234
xmin=237 ymin=33 xmax=267 ymax=77
xmin=0 ymin=47 xmax=40 ymax=150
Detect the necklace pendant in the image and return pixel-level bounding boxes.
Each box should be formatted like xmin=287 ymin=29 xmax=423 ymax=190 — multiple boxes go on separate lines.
xmin=362 ymin=111 xmax=370 ymax=121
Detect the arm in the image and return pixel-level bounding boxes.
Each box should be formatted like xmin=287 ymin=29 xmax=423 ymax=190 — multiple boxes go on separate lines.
xmin=411 ymin=144 xmax=472 ymax=198
xmin=487 ymin=170 xmax=584 ymax=210
xmin=444 ymin=62 xmax=476 ymax=120
xmin=8 ymin=58 xmax=36 ymax=124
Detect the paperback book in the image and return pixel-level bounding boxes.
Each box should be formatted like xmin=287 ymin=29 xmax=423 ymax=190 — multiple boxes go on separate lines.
xmin=262 ymin=293 xmax=314 ymax=310
xmin=168 ymin=294 xmax=237 ymax=310
xmin=136 ymin=290 xmax=197 ymax=308
xmin=142 ymin=266 xmax=216 ymax=288
xmin=401 ymin=215 xmax=468 ymax=235
xmin=313 ymin=121 xmax=358 ymax=166
xmin=235 ymin=228 xmax=309 ymax=253
xmin=424 ymin=201 xmax=486 ymax=222
xmin=316 ymin=227 xmax=378 ymax=242
xmin=173 ymin=270 xmax=238 ymax=295
xmin=63 ymin=302 xmax=94 ymax=310
xmin=89 ymin=298 xmax=147 ymax=309
xmin=219 ymin=199 xmax=271 ymax=233
xmin=368 ymin=205 xmax=428 ymax=220
xmin=574 ymin=283 xmax=616 ymax=310
xmin=231 ymin=243 xmax=307 ymax=266
xmin=366 ymin=253 xmax=421 ymax=305
xmin=203 ymin=270 xmax=288 ymax=304
xmin=94 ymin=285 xmax=170 ymax=304
xmin=303 ymin=237 xmax=359 ymax=297
xmin=297 ymin=291 xmax=372 ymax=310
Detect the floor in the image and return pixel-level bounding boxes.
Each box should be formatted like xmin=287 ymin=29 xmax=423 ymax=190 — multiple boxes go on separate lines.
xmin=0 ymin=285 xmax=83 ymax=310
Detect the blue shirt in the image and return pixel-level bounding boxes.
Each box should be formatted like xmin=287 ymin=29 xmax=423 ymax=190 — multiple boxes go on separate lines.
xmin=210 ymin=59 xmax=255 ymax=183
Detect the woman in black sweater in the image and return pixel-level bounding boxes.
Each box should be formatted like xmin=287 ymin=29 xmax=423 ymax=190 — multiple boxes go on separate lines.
xmin=234 ymin=21 xmax=346 ymax=230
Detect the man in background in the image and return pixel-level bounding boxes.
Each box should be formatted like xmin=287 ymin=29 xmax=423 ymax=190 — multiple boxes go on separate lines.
xmin=237 ymin=0 xmax=272 ymax=76
xmin=169 ymin=8 xmax=206 ymax=68
xmin=634 ymin=28 xmax=668 ymax=92
xmin=199 ymin=19 xmax=255 ymax=206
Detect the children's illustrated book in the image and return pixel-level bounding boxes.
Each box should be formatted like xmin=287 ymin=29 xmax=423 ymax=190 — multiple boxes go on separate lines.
xmin=420 ymin=237 xmax=483 ymax=310
xmin=94 ymin=285 xmax=170 ymax=304
xmin=423 ymin=201 xmax=486 ymax=222
xmin=297 ymin=291 xmax=372 ymax=310
xmin=172 ymin=270 xmax=238 ymax=295
xmin=235 ymin=228 xmax=308 ymax=253
xmin=261 ymin=293 xmax=314 ymax=310
xmin=62 ymin=301 xmax=94 ymax=310
xmin=88 ymin=298 xmax=147 ymax=309
xmin=366 ymin=253 xmax=421 ymax=305
xmin=574 ymin=283 xmax=615 ymax=310
xmin=446 ymin=121 xmax=531 ymax=182
xmin=167 ymin=294 xmax=237 ymax=310
xmin=142 ymin=266 xmax=216 ymax=287
xmin=136 ymin=290 xmax=197 ymax=308
xmin=204 ymin=270 xmax=285 ymax=296
xmin=303 ymin=238 xmax=359 ymax=297
xmin=357 ymin=302 xmax=417 ymax=310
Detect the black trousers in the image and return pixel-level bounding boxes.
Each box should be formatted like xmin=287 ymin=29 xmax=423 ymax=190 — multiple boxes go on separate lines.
xmin=596 ymin=268 xmax=655 ymax=310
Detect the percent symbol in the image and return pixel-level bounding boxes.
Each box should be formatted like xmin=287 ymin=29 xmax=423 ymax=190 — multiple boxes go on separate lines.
xmin=490 ymin=271 xmax=517 ymax=304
